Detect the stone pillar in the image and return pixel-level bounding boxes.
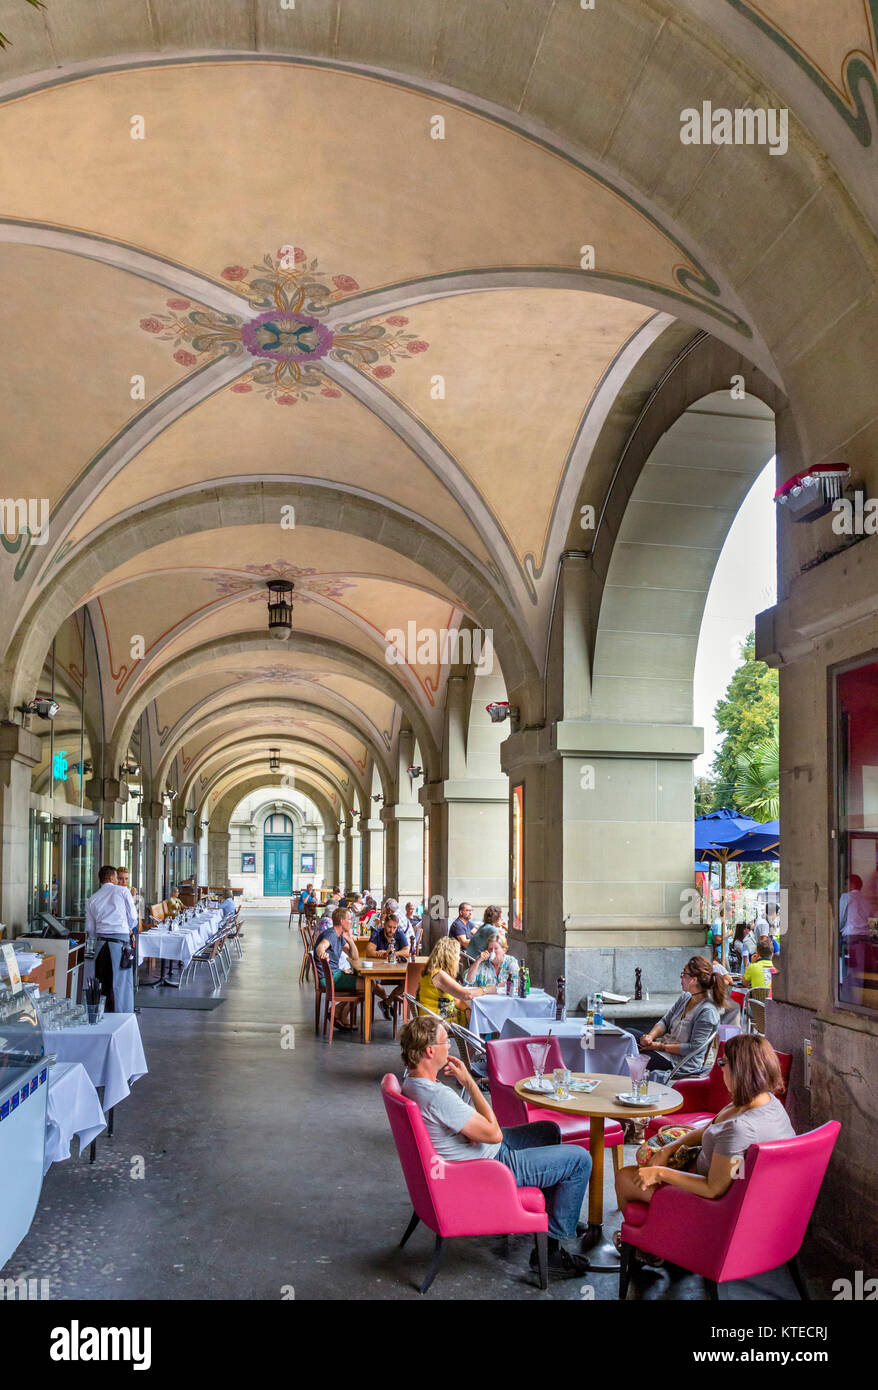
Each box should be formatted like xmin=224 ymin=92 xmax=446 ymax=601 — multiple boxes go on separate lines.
xmin=207 ymin=830 xmax=231 ymax=888
xmin=419 ymin=778 xmax=508 ymax=925
xmin=322 ymin=832 xmax=338 ymax=887
xmin=359 ymin=815 xmax=384 ymax=896
xmin=382 ymin=803 xmax=423 ymax=904
xmin=347 ymin=825 xmax=362 ymax=893
xmin=336 ymin=830 xmax=346 ymax=890
xmin=0 ymin=723 xmax=42 ymax=934
xmin=141 ymin=801 xmax=166 ymax=907
xmin=85 ymin=776 xmax=129 ymax=822
xmin=501 ymin=722 xmax=705 ymax=997
xmin=170 ymin=811 xmax=188 ymax=844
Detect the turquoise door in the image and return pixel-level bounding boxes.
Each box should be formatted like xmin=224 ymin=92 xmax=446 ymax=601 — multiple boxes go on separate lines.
xmin=263 ymin=836 xmax=293 ymax=896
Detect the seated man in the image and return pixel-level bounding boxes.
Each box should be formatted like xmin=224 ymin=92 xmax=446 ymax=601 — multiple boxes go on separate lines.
xmin=366 ymin=911 xmax=411 ymax=1021
xmin=743 ymin=939 xmax=777 ymax=997
xmin=315 ymin=906 xmax=364 ymax=1030
xmin=220 ymin=888 xmax=236 ymax=921
xmin=464 ymin=933 xmax=519 ymax=991
xmin=400 ymin=1015 xmax=592 ymax=1276
xmin=447 ymin=902 xmax=473 ymax=945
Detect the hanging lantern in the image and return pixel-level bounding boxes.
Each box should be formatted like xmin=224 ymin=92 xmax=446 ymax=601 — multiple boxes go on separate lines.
xmin=266 ymin=579 xmax=294 ymax=639
xmin=269 ymin=747 xmax=281 ymax=772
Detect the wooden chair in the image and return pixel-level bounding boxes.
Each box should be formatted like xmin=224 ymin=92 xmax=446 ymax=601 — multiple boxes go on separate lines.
xmin=318 ymin=954 xmax=363 ymax=1043
xmin=149 ymin=902 xmax=166 ymax=923
xmin=299 ymin=923 xmax=313 ymax=983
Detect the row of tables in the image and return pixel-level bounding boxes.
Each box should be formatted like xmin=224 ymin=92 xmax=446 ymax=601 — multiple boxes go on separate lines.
xmin=41 ymin=903 xmax=225 ymax=1168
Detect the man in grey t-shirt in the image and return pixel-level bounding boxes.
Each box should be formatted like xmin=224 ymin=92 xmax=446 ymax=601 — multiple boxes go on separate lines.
xmin=399 ymin=1015 xmax=592 ymax=1277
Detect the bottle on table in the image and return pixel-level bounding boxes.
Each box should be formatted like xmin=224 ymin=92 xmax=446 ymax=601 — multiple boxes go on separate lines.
xmin=518 ymin=966 xmax=526 ymax=999
xmin=523 ymin=965 xmax=531 ymax=996
xmin=555 ymin=976 xmax=566 ymax=1022
xmin=634 ymin=967 xmax=643 ymax=1001
xmin=594 ymin=992 xmax=604 ymax=1026
xmin=506 ymin=972 xmax=514 ymax=997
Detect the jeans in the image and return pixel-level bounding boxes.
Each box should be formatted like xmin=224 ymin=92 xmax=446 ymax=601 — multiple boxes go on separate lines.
xmin=497 ymin=1122 xmax=591 ymax=1240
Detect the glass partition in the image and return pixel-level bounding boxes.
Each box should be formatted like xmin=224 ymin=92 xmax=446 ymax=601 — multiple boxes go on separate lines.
xmin=62 ymin=821 xmax=100 ymax=927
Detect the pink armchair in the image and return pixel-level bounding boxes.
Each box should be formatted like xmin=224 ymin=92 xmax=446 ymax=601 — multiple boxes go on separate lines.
xmin=381 ymin=1074 xmax=549 ymax=1292
xmin=486 ymin=1036 xmax=626 ymax=1169
xmin=644 ymin=1045 xmax=792 ymax=1139
xmin=619 ymin=1120 xmax=840 ymax=1299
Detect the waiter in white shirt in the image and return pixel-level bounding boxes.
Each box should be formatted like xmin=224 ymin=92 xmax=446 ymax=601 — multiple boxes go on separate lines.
xmin=85 ymin=864 xmax=138 ymax=1012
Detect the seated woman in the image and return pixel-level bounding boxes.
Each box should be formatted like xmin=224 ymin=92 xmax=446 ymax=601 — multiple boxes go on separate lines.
xmin=464 ymin=905 xmax=509 ymax=964
xmin=623 ymin=955 xmax=723 ymax=1082
xmin=418 ymin=936 xmax=495 ymax=1025
xmin=614 ymin=1033 xmax=795 ymax=1225
xmin=464 ymin=933 xmax=519 ymax=991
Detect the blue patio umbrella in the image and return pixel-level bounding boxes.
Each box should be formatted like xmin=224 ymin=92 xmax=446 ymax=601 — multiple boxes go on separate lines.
xmin=695 ymin=812 xmax=780 ymax=953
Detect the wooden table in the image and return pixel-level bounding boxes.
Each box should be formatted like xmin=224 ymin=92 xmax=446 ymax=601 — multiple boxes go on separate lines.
xmin=352 ymin=956 xmax=427 ymax=1043
xmin=514 ymin=1071 xmax=683 ymax=1270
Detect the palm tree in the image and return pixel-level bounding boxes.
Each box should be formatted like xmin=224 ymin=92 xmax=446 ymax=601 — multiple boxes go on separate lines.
xmin=0 ymin=1 xmax=46 ymax=51
xmin=735 ymin=725 xmax=779 ymax=822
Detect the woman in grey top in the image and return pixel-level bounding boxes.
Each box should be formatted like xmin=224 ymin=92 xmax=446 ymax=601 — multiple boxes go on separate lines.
xmin=627 ymin=955 xmax=723 ymax=1081
xmin=614 ymin=1034 xmax=795 ymax=1212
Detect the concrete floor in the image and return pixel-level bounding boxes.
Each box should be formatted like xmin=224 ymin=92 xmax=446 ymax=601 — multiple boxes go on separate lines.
xmin=9 ymin=911 xmax=842 ymax=1301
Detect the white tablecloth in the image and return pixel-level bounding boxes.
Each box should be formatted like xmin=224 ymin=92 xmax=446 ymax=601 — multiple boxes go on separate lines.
xmin=44 ymin=1061 xmax=106 ymax=1172
xmin=42 ymin=1013 xmax=148 ymax=1113
xmin=500 ymin=1016 xmax=640 ymax=1074
xmin=469 ymin=989 xmax=555 ymax=1036
xmin=139 ymin=921 xmax=210 ymax=968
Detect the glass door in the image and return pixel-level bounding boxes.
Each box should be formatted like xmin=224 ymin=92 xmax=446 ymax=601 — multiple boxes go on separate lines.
xmin=62 ymin=819 xmax=100 ymax=929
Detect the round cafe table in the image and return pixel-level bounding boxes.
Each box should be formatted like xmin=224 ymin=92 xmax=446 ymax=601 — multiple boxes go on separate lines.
xmin=514 ymin=1071 xmax=683 ymax=1271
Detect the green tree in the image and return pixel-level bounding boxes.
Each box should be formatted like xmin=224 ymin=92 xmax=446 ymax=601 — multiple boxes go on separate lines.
xmin=736 ymin=726 xmax=779 ymax=822
xmin=710 ymin=633 xmax=779 ymax=815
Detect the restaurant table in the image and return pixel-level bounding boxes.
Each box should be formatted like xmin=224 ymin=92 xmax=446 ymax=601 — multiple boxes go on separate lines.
xmin=44 ymin=1061 xmax=107 ymax=1172
xmin=500 ymin=1017 xmax=640 ymax=1074
xmin=513 ymin=1071 xmax=682 ymax=1270
xmin=42 ymin=1013 xmax=148 ymax=1118
xmin=469 ymin=989 xmax=555 ymax=1037
xmin=352 ymin=956 xmax=428 ymax=1042
xmin=139 ymin=911 xmax=219 ymax=986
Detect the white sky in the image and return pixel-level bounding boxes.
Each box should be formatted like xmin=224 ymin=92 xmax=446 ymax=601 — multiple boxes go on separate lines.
xmin=693 ymin=459 xmax=777 ymax=776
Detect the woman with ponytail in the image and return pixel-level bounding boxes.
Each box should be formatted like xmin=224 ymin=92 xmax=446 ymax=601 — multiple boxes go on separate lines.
xmin=624 ymin=955 xmax=722 ymax=1082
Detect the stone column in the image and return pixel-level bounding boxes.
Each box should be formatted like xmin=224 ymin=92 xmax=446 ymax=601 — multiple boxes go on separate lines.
xmin=359 ymin=815 xmax=384 ymax=896
xmin=419 ymin=778 xmax=509 ymax=925
xmin=141 ymin=800 xmax=166 ymax=907
xmin=207 ymin=830 xmax=231 ymax=888
xmin=0 ymin=723 xmax=42 ymax=934
xmin=170 ymin=811 xmax=188 ymax=845
xmin=347 ymin=824 xmax=362 ymax=894
xmin=336 ymin=830 xmax=346 ymax=890
xmin=382 ymin=803 xmax=424 ymax=904
xmin=85 ymin=776 xmax=129 ymax=822
xmin=501 ymin=721 xmax=705 ymax=998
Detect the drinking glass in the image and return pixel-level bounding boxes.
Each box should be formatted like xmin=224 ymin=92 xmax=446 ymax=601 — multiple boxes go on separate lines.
xmin=526 ymin=1041 xmax=550 ymax=1089
xmin=553 ymin=1067 xmax=571 ymax=1100
xmin=626 ymin=1053 xmax=649 ymax=1101
xmin=586 ymin=995 xmax=595 ymax=1026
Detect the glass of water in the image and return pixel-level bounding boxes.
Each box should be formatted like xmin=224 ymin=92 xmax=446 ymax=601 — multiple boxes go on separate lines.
xmin=626 ymin=1053 xmax=649 ymax=1101
xmin=553 ymin=1067 xmax=571 ymax=1100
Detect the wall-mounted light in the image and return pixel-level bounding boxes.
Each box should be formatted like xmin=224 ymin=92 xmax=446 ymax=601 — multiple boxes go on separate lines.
xmin=269 ymin=747 xmax=281 ymax=772
xmin=372 ymin=794 xmax=384 ymax=804
xmin=165 ymin=788 xmax=178 ymax=801
xmin=266 ymin=579 xmax=294 ymax=640
xmin=406 ymin=765 xmax=423 ymax=779
xmin=485 ymin=701 xmax=518 ymax=725
xmin=17 ymin=697 xmax=60 ymax=720
xmin=120 ymin=761 xmax=140 ymax=777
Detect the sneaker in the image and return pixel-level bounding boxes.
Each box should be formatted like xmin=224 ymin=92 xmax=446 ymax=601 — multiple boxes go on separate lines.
xmin=379 ymin=999 xmax=393 ymax=1021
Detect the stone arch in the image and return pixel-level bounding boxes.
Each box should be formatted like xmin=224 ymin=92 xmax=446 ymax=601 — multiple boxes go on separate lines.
xmin=102 ymin=631 xmax=441 ymax=784
xmin=199 ymin=754 xmax=361 ymax=825
xmin=207 ymin=772 xmax=339 ymax=837
xmin=3 ymin=482 xmax=539 ymax=729
xmin=155 ymin=697 xmax=393 ymax=801
xmin=181 ymin=734 xmax=368 ymax=810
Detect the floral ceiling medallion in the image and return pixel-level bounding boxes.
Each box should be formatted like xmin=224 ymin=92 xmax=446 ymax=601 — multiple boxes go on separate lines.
xmin=141 ymin=249 xmax=429 ymax=404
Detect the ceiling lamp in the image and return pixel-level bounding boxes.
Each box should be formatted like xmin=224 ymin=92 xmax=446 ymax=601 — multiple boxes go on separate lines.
xmin=269 ymin=747 xmax=281 ymax=772
xmin=266 ymin=579 xmax=294 ymax=639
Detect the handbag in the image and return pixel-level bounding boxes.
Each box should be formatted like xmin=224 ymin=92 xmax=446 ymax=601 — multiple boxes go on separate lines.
xmin=636 ymin=1124 xmax=702 ymax=1170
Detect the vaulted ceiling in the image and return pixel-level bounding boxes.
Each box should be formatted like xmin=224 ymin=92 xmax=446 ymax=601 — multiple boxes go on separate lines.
xmin=2 ymin=0 xmax=875 ymax=814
